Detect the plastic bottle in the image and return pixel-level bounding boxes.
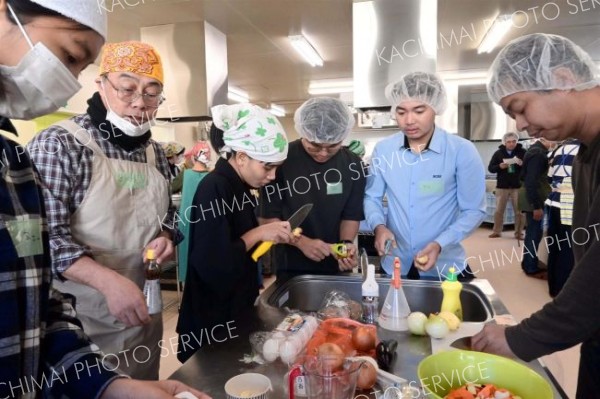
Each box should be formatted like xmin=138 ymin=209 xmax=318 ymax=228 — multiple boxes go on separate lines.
xmin=361 ymin=264 xmax=379 ymax=324
xmin=378 ymin=257 xmax=410 ymax=331
xmin=440 ymin=267 xmax=463 ymax=320
xmin=143 ymin=249 xmax=163 ymax=315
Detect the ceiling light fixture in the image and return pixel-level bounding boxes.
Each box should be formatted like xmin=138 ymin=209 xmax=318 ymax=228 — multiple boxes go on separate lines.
xmin=308 ymin=79 xmax=354 ymax=95
xmin=227 ymin=86 xmax=249 ymax=103
xmin=477 ymin=14 xmax=512 ymax=54
xmin=289 ymin=35 xmax=323 ymax=67
xmin=269 ymin=103 xmax=285 ymax=117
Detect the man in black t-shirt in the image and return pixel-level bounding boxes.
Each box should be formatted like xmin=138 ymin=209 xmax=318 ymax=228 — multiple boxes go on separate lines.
xmin=258 ymin=98 xmax=366 ymax=277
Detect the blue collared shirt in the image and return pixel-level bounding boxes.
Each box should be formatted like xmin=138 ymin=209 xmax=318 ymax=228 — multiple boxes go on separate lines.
xmin=364 ymin=126 xmax=486 ymax=278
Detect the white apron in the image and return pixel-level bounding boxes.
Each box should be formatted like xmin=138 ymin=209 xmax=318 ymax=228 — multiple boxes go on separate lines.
xmin=52 ymin=120 xmax=169 ymax=379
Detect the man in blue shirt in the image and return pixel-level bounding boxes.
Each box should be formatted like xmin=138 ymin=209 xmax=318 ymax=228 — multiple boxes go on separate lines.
xmin=364 ymin=72 xmax=486 ymax=279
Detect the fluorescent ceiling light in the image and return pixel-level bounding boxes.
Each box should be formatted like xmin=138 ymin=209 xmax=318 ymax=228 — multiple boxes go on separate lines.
xmin=308 ymin=79 xmax=353 ymax=95
xmin=477 ymin=14 xmax=512 ymax=54
xmin=228 ymin=86 xmax=249 ymax=103
xmin=269 ymin=103 xmax=285 ymax=117
xmin=289 ymin=35 xmax=323 ymax=67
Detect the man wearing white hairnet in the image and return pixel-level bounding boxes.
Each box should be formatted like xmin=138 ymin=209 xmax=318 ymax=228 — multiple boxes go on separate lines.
xmin=364 ymin=72 xmax=486 ymax=278
xmin=471 ymin=33 xmax=600 ymax=398
xmin=258 ymin=97 xmax=366 ymax=276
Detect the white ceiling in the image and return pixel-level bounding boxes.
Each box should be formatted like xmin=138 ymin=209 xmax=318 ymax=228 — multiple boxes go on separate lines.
xmin=106 ymin=0 xmax=600 ymax=113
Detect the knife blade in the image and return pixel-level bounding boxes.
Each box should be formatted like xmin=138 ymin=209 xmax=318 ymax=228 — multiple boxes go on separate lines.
xmin=251 ymin=203 xmax=313 ymax=261
xmin=450 ymin=336 xmax=472 ymax=350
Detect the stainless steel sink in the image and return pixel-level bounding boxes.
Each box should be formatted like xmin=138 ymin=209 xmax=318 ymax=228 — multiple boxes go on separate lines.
xmin=261 ymin=274 xmax=493 ymax=322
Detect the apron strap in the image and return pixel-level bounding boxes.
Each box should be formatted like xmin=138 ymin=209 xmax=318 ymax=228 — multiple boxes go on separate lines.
xmin=145 ymin=142 xmax=156 ymax=167
xmin=56 ymin=120 xmax=105 ymax=156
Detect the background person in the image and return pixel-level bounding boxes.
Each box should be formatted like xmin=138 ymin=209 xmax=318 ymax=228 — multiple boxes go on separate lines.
xmin=487 ymin=132 xmax=526 ymax=239
xmin=258 ymin=97 xmax=366 ymax=277
xmin=177 ymin=140 xmax=211 ymax=284
xmin=471 ymin=33 xmax=600 ymax=398
xmin=518 ymin=137 xmax=554 ymax=278
xmin=364 ymin=72 xmax=486 ymax=278
xmin=545 ymin=138 xmax=580 ymax=296
xmin=177 ymin=104 xmax=293 ymax=363
xmin=0 ymin=1 xmax=208 ymax=397
xmin=29 ymin=41 xmax=178 ymax=379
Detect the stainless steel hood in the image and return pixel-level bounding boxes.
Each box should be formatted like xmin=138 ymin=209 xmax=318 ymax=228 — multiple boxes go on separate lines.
xmin=352 ymin=0 xmax=437 ymax=111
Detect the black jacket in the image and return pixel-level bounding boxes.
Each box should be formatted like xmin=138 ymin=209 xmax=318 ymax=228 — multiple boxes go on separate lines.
xmin=518 ymin=141 xmax=551 ymax=211
xmin=488 ymin=143 xmax=526 ymax=189
xmin=176 ymin=158 xmax=260 ymax=363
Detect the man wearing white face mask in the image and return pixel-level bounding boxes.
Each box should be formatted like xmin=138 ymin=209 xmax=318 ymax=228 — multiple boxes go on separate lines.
xmin=28 ymin=41 xmax=177 ymax=380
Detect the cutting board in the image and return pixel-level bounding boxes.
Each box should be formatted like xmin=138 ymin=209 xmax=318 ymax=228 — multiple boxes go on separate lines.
xmin=430 ymin=322 xmax=485 ymax=353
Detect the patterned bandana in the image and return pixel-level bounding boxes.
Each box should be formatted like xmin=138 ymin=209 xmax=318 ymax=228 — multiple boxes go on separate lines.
xmin=99 ymin=41 xmax=164 ymax=84
xmin=211 ymin=104 xmax=288 ymax=163
xmin=185 ymin=141 xmax=212 ymax=163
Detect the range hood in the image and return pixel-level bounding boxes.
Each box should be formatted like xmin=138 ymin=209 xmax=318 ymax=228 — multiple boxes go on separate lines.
xmin=352 ymin=0 xmax=437 ymax=117
xmin=457 ymin=85 xmax=519 ymax=141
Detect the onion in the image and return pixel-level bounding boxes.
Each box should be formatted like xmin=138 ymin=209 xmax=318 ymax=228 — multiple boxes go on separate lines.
xmin=407 ymin=312 xmax=428 ymax=336
xmin=352 ymin=326 xmax=376 ymax=352
xmin=438 ymin=311 xmax=461 ymax=331
xmin=425 ymin=315 xmax=449 ymax=339
xmin=317 ymin=343 xmax=345 ymax=371
xmin=356 ymin=362 xmax=377 ymax=390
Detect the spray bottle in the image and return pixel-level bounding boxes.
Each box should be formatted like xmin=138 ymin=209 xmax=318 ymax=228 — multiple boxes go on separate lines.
xmin=361 ymin=264 xmax=379 ymax=324
xmin=440 ymin=267 xmax=463 ymax=320
xmin=378 ymin=257 xmax=410 ymax=331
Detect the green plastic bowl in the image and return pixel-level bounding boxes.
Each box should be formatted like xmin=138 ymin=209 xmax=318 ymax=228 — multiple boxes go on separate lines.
xmin=417 ymin=350 xmax=553 ymax=399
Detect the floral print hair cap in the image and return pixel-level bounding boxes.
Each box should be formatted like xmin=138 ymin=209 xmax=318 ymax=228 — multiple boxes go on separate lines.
xmin=211 ymin=103 xmax=289 ymax=163
xmin=100 ymin=41 xmax=164 ymax=84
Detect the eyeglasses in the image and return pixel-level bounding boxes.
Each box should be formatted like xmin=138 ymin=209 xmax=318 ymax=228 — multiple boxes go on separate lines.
xmin=303 ymin=140 xmax=343 ymax=154
xmin=103 ymin=77 xmax=165 ymax=107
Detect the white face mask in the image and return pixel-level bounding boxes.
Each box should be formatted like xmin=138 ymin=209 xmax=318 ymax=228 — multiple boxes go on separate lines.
xmin=101 ymin=81 xmax=154 ymax=137
xmin=0 ymin=5 xmax=82 ymax=120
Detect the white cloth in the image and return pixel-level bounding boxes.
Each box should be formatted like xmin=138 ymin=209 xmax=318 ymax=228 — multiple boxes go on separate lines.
xmin=211 ymin=103 xmax=288 ymax=163
xmin=32 ymin=0 xmax=108 ymax=40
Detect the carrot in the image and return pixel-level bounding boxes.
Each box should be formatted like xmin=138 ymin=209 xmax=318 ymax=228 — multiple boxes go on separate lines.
xmin=477 ymin=384 xmax=496 ymax=398
xmin=446 ymin=387 xmax=475 ymax=399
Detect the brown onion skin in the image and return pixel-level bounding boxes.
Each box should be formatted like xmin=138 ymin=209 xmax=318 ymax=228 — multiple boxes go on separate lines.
xmin=352 ymin=326 xmax=376 ymax=352
xmin=356 ymin=362 xmax=377 ymax=390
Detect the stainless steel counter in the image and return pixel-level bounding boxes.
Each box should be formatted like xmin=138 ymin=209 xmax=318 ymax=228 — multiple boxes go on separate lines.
xmin=169 ymin=275 xmax=567 ymax=398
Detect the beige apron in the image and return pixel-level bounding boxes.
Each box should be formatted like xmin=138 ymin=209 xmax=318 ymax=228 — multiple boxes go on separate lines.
xmin=52 ymin=120 xmax=169 ymax=379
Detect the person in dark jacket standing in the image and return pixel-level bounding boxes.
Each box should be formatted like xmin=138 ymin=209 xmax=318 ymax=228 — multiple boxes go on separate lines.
xmin=177 ymin=104 xmax=293 ymax=363
xmin=488 ymin=132 xmax=526 ymax=239
xmin=518 ymin=137 xmax=554 ymax=277
xmin=472 ymin=33 xmax=600 ymax=399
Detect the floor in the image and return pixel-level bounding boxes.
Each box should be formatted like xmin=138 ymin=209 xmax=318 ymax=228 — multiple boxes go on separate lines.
xmin=158 ymin=226 xmax=579 ymax=398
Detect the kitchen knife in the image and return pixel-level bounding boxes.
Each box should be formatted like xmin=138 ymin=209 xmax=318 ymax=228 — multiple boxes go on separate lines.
xmin=251 ymin=203 xmax=313 ymax=261
xmin=449 ymin=336 xmax=472 ymax=350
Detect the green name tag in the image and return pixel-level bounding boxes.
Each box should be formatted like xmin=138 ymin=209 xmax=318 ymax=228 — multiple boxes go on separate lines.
xmin=326 ymin=182 xmax=343 ymax=195
xmin=116 ymin=172 xmax=148 ymax=189
xmin=6 ymin=216 xmax=43 ymax=258
xmin=418 ymin=180 xmax=444 ymax=195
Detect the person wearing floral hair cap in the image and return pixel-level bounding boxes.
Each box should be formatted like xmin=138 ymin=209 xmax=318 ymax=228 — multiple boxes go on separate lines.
xmin=472 ymin=33 xmax=600 ymax=398
xmin=176 ymin=104 xmax=293 ymax=363
xmin=28 ymin=40 xmax=177 ymax=380
xmin=176 ymin=140 xmax=212 ymax=284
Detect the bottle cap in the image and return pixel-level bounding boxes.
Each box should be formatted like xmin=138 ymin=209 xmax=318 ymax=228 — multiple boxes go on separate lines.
xmin=446 ymin=267 xmax=458 ymax=282
xmin=146 ymin=249 xmax=156 ymax=260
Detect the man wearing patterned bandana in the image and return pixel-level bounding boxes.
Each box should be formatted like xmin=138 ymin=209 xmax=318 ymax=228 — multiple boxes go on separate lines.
xmin=28 ymin=41 xmax=176 ymax=379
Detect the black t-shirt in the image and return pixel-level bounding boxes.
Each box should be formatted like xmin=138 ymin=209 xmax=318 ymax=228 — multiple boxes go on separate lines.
xmin=258 ymin=139 xmax=366 ymax=275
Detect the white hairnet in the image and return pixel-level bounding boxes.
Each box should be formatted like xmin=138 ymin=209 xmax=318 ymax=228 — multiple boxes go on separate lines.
xmin=294 ymin=97 xmax=355 ymax=143
xmin=487 ymin=33 xmax=600 ymax=104
xmin=385 ymin=72 xmax=447 ymax=115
